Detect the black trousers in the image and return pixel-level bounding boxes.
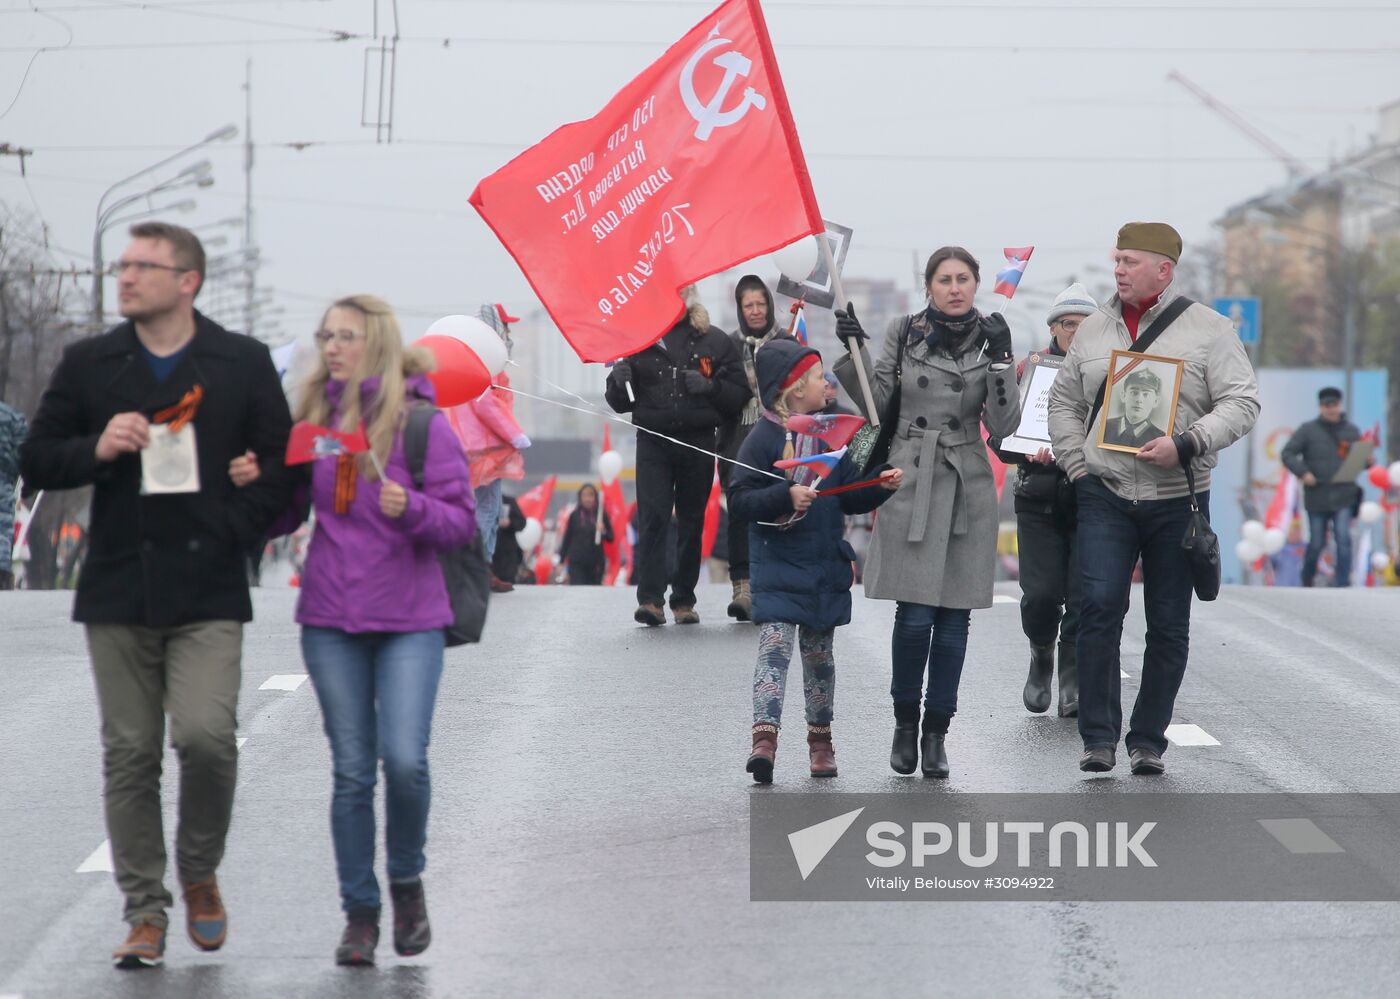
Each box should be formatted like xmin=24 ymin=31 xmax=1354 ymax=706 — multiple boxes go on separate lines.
xmin=635 ymin=429 xmax=716 ymax=609
xmin=718 ymin=422 xmax=752 ymax=581
xmin=1015 ymin=500 xmax=1081 ymax=647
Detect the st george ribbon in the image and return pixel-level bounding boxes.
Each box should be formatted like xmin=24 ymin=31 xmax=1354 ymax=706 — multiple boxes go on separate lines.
xmin=470 ymin=0 xmax=823 ymax=363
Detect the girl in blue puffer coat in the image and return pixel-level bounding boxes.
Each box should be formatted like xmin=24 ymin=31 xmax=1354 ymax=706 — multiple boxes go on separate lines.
xmin=728 ymin=339 xmax=902 ymax=782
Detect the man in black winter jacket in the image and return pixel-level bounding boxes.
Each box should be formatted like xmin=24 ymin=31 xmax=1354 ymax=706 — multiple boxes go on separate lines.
xmin=1280 ymin=386 xmax=1365 ymax=587
xmin=604 ymin=287 xmax=748 ymax=625
xmin=20 ymin=222 xmax=292 ymax=968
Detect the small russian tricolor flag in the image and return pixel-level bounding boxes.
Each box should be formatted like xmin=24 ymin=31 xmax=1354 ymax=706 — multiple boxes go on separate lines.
xmin=993 ymin=246 xmax=1035 ymax=299
xmin=775 ymin=446 xmax=847 ymax=478
xmin=785 ymin=412 xmax=865 ymax=448
xmin=794 ymin=310 xmax=809 ymax=346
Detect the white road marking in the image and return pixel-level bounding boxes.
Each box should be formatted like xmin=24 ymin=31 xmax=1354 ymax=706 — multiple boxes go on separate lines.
xmin=259 ymin=673 xmax=309 ymax=691
xmin=1258 ymin=818 xmax=1346 ymax=854
xmin=236 ymin=737 xmax=248 ymax=749
xmin=76 ymin=840 xmax=113 ymax=874
xmin=992 ymin=595 xmax=1017 ymax=604
xmin=1165 ymin=723 xmax=1220 ymax=747
xmin=1121 ymin=670 xmax=1130 ymax=679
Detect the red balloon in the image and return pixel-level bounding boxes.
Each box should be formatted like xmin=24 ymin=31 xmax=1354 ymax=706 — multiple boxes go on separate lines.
xmin=534 ymin=553 xmax=554 ymax=586
xmin=413 ymin=334 xmax=491 ymax=406
xmin=1368 ymin=465 xmax=1392 ymax=490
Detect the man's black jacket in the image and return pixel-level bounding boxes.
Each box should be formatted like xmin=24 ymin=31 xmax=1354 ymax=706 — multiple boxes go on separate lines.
xmin=20 ymin=313 xmax=292 ymax=625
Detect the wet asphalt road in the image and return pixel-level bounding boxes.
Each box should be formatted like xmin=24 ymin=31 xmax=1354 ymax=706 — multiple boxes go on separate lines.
xmin=2 ymin=580 xmax=1399 ymax=998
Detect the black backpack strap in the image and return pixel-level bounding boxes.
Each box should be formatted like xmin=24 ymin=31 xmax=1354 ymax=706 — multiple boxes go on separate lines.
xmin=403 ymin=402 xmax=436 ymax=490
xmin=1087 ymin=296 xmax=1194 ymax=432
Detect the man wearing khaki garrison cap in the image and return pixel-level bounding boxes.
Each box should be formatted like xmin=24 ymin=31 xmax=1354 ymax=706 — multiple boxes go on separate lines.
xmin=1047 ymin=222 xmax=1260 ymax=777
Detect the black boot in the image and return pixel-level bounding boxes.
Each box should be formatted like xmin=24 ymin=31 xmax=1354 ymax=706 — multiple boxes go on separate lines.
xmin=890 ymin=703 xmax=919 ymax=775
xmin=1057 ymin=641 xmax=1078 ymax=718
xmin=920 ymin=712 xmax=950 ymax=778
xmin=1023 ymin=642 xmax=1054 ymax=713
xmin=389 ymin=879 xmax=431 ymax=957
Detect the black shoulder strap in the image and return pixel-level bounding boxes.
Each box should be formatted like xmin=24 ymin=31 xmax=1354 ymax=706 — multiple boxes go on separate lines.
xmin=1087 ymin=297 xmax=1194 ymax=432
xmin=403 ymin=402 xmax=435 ymax=490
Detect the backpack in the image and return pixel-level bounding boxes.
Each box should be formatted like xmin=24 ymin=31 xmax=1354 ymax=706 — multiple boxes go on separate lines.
xmin=403 ymin=403 xmax=490 ymax=646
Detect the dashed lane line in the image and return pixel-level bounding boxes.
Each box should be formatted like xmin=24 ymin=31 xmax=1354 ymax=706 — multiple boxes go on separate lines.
xmin=259 ymin=673 xmax=309 ymax=691
xmin=1165 ymin=723 xmax=1221 ymax=747
xmin=75 ymin=840 xmax=112 ymax=875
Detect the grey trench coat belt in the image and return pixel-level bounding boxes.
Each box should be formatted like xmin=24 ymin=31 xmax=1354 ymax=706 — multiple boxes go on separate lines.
xmin=897 ymin=419 xmax=983 ymax=544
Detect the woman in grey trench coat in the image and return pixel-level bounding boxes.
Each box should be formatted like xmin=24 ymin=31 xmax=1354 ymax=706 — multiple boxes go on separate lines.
xmin=833 ymin=246 xmax=1021 ymax=778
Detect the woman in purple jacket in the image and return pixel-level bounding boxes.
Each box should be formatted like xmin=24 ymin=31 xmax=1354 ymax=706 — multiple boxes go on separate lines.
xmin=240 ymin=294 xmax=474 ymax=965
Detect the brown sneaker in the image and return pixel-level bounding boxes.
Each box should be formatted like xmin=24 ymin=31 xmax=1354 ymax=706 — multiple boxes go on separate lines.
xmin=633 ymin=603 xmax=666 ymax=626
xmin=672 ymin=605 xmax=700 ymax=625
xmin=182 ymin=877 xmax=227 ymax=951
xmin=112 ymin=920 xmax=165 ymax=969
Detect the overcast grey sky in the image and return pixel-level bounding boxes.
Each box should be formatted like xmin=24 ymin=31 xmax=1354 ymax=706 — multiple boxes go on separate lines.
xmin=2 ymin=0 xmax=1398 ymax=348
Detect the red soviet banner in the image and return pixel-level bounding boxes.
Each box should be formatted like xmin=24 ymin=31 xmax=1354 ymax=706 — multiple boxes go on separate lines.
xmin=469 ymin=0 xmax=823 ymax=363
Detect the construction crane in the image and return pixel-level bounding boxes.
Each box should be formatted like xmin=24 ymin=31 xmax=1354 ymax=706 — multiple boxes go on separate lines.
xmin=1167 ymin=70 xmax=1308 ymax=180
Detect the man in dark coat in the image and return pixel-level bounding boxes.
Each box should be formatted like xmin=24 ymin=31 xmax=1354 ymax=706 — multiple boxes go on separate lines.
xmin=605 ymin=287 xmax=748 ymax=626
xmin=1280 ymin=386 xmax=1365 ymax=587
xmin=20 ymin=221 xmax=292 ymax=968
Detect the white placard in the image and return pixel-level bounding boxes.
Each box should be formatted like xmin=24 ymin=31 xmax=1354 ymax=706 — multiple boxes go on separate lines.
xmin=141 ymin=423 xmax=201 ymax=495
xmin=998 ymin=353 xmax=1062 ymax=456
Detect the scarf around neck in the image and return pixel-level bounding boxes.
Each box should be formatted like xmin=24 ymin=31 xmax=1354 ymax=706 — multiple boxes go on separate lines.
xmin=923 ymin=305 xmax=983 ymax=357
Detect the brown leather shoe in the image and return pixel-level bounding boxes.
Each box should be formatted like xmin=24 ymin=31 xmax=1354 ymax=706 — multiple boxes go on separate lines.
xmin=182 ymin=877 xmax=227 ymax=951
xmin=634 ymin=603 xmax=666 ymax=626
xmin=672 ymin=605 xmax=700 ymax=625
xmin=807 ymin=725 xmax=838 ymax=777
xmin=113 ymin=919 xmax=166 ymax=969
xmin=746 ymin=724 xmax=778 ymax=783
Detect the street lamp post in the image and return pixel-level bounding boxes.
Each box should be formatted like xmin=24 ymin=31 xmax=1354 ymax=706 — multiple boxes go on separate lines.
xmin=90 ymin=125 xmax=237 ymax=330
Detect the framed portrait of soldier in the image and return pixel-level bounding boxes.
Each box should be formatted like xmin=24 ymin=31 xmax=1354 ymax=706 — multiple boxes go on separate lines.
xmin=1097 ymin=350 xmax=1184 ymax=454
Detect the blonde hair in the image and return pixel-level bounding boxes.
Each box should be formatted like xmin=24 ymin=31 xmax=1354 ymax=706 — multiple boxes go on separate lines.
xmin=774 ymin=365 xmax=820 ymax=422
xmin=293 ymin=294 xmax=435 ymax=480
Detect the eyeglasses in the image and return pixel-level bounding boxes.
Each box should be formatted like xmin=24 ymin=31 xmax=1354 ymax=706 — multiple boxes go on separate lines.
xmin=314 ymin=329 xmax=365 ymax=347
xmin=1054 ymin=319 xmax=1082 ymax=333
xmin=108 ymin=260 xmax=191 ymax=277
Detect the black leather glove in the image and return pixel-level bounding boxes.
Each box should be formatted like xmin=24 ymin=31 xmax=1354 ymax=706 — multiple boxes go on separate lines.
xmin=682 ymin=369 xmax=714 ymax=395
xmin=834 ymin=301 xmax=868 ymax=349
xmin=609 ymin=360 xmax=632 ymax=386
xmin=982 ymin=313 xmax=1013 ymax=363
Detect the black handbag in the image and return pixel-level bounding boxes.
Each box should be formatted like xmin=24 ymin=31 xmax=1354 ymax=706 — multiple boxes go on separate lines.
xmin=846 ymin=316 xmax=911 ymax=475
xmin=1180 ymin=465 xmax=1220 ymax=601
xmin=404 ymin=404 xmax=492 ymax=646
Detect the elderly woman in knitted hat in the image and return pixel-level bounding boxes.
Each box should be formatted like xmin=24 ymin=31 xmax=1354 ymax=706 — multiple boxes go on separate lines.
xmin=994 ymin=283 xmax=1098 ymax=718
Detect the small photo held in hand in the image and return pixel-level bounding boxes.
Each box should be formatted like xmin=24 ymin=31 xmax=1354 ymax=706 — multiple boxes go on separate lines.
xmin=1097 ymin=350 xmax=1184 ymax=454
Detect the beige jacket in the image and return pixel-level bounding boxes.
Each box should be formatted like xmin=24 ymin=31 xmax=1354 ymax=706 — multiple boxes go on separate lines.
xmin=1047 ymin=283 xmax=1260 ymax=501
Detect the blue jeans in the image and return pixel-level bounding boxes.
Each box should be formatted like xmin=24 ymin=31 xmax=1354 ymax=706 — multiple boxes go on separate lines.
xmin=475 ymin=481 xmax=504 ymax=562
xmin=1075 ymin=476 xmax=1204 ymax=757
xmin=1303 ymin=507 xmax=1353 ymax=588
xmin=890 ymin=602 xmax=971 ymax=717
xmin=301 ymin=627 xmax=445 ymax=916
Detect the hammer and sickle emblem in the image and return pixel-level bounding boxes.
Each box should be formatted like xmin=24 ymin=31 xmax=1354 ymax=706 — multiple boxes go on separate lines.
xmin=680 ymin=27 xmax=768 ymax=141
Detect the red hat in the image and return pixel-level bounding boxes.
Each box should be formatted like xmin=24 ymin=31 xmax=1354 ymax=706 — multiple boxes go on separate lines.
xmin=780 ymin=353 xmax=821 ymax=392
xmin=495 ymin=304 xmax=520 ymax=326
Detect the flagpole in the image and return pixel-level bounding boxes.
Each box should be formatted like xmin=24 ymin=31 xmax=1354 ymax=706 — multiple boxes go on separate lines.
xmin=815 ymin=233 xmax=879 ymax=427
xmin=366 ymin=448 xmax=388 ymax=483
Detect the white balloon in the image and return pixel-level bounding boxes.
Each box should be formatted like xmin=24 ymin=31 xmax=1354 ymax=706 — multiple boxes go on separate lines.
xmin=1359 ymin=500 xmax=1384 ymax=524
xmin=1241 ymin=519 xmax=1266 ymax=543
xmin=770 ymin=236 xmax=818 ymax=282
xmin=598 ymin=450 xmax=623 ymax=486
xmin=1235 ymin=539 xmax=1263 ymax=564
xmin=1388 ymin=461 xmax=1400 ymax=489
xmin=1371 ymin=552 xmax=1391 ymax=572
xmin=516 ymin=517 xmax=542 ymax=552
xmin=425 ymin=315 xmax=508 ymax=377
xmin=1261 ymin=527 xmax=1286 ymax=555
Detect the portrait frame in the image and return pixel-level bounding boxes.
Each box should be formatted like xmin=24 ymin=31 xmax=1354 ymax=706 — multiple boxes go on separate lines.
xmin=1096 ymin=350 xmax=1185 ymax=454
xmin=999 ymin=352 xmax=1064 ymax=456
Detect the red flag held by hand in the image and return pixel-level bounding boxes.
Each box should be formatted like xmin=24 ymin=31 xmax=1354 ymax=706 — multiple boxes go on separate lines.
xmin=470 ymin=0 xmax=822 ymax=363
xmin=286 ymin=422 xmax=370 ymax=465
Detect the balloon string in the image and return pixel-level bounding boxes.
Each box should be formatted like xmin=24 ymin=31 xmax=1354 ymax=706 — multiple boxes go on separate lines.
xmin=490 ymin=379 xmax=789 ymax=483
